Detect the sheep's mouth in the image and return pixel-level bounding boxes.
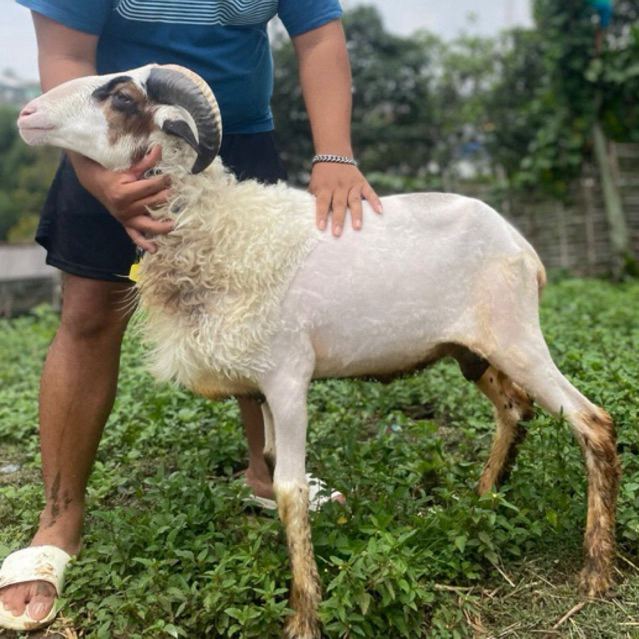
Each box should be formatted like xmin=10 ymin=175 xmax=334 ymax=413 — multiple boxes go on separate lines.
xmin=17 ymin=122 xmax=55 ymax=145
xmin=17 ymin=119 xmax=54 ymax=129
xmin=19 ymin=125 xmax=54 ymax=132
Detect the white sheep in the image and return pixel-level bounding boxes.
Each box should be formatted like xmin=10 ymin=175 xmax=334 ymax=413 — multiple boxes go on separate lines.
xmin=18 ymin=64 xmax=620 ymax=639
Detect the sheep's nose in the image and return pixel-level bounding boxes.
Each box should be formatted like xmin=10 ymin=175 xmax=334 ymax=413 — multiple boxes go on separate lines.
xmin=17 ymin=102 xmax=54 ymax=145
xmin=19 ymin=104 xmax=38 ymax=118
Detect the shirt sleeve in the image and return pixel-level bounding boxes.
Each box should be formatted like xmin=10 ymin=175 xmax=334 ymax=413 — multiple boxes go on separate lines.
xmin=277 ymin=0 xmax=342 ymax=37
xmin=15 ymin=0 xmax=112 ymax=35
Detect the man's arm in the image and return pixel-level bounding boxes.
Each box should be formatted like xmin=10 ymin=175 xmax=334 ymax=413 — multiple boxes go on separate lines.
xmin=292 ymin=19 xmax=382 ymax=237
xmin=32 ymin=12 xmax=172 ymax=252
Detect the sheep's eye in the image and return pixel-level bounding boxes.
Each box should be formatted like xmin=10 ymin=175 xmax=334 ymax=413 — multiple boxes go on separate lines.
xmin=111 ymin=90 xmax=139 ymax=114
xmin=113 ymin=90 xmax=134 ymax=104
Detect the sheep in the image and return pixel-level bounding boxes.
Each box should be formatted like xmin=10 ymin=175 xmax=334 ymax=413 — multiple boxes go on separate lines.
xmin=18 ymin=64 xmax=620 ymax=639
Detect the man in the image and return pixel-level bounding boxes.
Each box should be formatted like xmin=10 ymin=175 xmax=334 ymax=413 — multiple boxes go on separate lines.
xmin=0 ymin=0 xmax=381 ymax=630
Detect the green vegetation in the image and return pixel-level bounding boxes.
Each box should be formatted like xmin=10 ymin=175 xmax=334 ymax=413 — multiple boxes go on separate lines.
xmin=0 ymin=105 xmax=60 ymax=243
xmin=1 ymin=278 xmax=638 ymax=638
xmin=271 ymin=1 xmax=639 ymax=196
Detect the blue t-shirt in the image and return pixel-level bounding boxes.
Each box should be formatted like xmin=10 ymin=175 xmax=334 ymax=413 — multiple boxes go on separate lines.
xmin=16 ymin=0 xmax=342 ymax=133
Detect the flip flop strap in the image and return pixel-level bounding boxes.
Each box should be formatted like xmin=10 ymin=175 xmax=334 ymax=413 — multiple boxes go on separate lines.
xmin=0 ymin=546 xmax=71 ymax=594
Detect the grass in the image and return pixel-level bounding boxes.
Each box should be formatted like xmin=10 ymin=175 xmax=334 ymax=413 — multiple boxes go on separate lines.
xmin=0 ymin=278 xmax=638 ymax=638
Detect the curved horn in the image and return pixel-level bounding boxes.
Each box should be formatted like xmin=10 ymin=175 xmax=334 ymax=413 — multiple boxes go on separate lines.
xmin=147 ymin=65 xmax=222 ymax=174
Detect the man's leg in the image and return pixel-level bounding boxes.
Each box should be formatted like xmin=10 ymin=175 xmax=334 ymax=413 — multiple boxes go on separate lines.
xmin=240 ymin=397 xmax=275 ymax=499
xmin=0 ymin=274 xmax=133 ymax=622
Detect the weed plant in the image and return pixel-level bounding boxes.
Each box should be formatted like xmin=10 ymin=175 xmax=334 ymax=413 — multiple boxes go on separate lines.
xmin=0 ymin=279 xmax=638 ymax=638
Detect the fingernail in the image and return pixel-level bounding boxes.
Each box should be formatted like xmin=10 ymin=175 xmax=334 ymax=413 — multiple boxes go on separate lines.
xmin=318 ymin=220 xmax=326 ymax=231
xmin=333 ymin=225 xmax=342 ymax=236
xmin=29 ymin=602 xmax=47 ymax=617
xmin=354 ymin=220 xmax=362 ymax=230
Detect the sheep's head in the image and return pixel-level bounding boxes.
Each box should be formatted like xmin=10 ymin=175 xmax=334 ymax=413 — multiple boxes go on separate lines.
xmin=17 ymin=64 xmax=222 ymax=174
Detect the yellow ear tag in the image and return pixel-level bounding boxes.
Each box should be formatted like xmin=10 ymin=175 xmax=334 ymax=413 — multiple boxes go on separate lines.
xmin=128 ymin=262 xmax=141 ymax=283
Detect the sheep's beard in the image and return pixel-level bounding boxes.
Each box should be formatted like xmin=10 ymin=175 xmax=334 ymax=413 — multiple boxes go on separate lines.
xmin=132 ymin=148 xmax=320 ymax=394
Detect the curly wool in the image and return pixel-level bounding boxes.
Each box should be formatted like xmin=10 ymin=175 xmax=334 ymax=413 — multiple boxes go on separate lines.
xmin=135 ymin=144 xmax=320 ymax=395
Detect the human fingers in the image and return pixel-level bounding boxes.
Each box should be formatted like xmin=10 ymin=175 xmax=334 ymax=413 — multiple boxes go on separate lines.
xmin=363 ymin=183 xmax=383 ymax=215
xmin=126 ymin=226 xmax=157 ymax=253
xmin=127 ymin=214 xmax=174 ymax=238
xmin=125 ymin=216 xmax=174 ymax=254
xmin=330 ymin=187 xmax=348 ymax=236
xmin=347 ymin=185 xmax=364 ymax=230
xmin=108 ymin=177 xmax=171 ymax=221
xmin=314 ymin=190 xmax=332 ymax=232
xmin=129 ymin=183 xmax=171 ymax=215
xmin=130 ymin=144 xmax=163 ymax=177
xmin=141 ymin=188 xmax=174 ymax=216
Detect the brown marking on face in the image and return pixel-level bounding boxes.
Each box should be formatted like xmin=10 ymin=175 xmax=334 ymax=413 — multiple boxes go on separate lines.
xmin=95 ymin=78 xmax=157 ymax=152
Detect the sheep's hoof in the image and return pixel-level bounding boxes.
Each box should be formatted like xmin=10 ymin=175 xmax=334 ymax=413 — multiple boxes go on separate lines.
xmin=579 ymin=565 xmax=613 ymax=598
xmin=284 ymin=614 xmax=321 ymax=639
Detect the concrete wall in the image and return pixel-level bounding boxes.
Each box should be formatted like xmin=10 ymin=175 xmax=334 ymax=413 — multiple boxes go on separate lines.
xmin=0 ymin=244 xmax=59 ymax=317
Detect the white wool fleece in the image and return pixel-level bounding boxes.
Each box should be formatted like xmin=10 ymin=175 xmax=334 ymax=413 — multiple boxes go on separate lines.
xmin=135 ymin=147 xmax=320 ymax=394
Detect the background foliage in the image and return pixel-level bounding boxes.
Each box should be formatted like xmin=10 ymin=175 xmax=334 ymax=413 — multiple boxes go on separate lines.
xmin=1 ymin=2 xmax=638 ymax=244
xmin=0 ymin=106 xmax=59 ymax=242
xmin=271 ymin=1 xmax=639 ymax=198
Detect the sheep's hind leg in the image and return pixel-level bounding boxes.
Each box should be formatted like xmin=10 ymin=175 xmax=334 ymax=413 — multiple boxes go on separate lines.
xmin=488 ymin=339 xmax=620 ymax=597
xmin=263 ymin=382 xmax=321 ymax=639
xmin=474 ymin=366 xmax=534 ymax=494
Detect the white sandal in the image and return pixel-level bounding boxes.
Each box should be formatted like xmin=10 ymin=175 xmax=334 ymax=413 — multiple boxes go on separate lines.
xmin=0 ymin=545 xmax=71 ymax=631
xmin=248 ymin=473 xmax=344 ymax=512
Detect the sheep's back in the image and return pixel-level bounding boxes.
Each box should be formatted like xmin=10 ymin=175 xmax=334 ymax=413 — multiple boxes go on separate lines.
xmin=274 ymin=192 xmax=545 ymax=379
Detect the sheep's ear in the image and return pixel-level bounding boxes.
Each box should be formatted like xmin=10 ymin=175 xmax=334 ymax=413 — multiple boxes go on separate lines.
xmin=161 ymin=118 xmax=199 ymax=154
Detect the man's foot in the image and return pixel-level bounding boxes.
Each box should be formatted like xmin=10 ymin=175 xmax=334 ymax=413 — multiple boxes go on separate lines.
xmin=244 ymin=470 xmax=345 ymax=511
xmin=245 ymin=466 xmax=276 ymax=501
xmin=0 ymin=523 xmax=81 ymax=630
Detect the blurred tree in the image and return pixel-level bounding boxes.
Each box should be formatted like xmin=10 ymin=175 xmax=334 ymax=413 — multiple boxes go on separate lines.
xmin=487 ymin=0 xmax=638 ymax=187
xmin=0 ymin=105 xmax=59 ymax=242
xmin=533 ymin=0 xmax=636 ymax=274
xmin=486 ymin=28 xmax=546 ymax=189
xmin=484 ymin=0 xmax=637 ymax=275
xmin=272 ymin=6 xmax=442 ymax=193
xmin=430 ymin=34 xmax=499 ymax=186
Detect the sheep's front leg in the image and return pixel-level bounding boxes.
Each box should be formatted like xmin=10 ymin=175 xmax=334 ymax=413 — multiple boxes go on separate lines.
xmin=263 ymin=383 xmax=321 ymax=639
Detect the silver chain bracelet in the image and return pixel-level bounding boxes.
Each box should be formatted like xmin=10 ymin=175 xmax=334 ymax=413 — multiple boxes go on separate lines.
xmin=311 ymin=154 xmax=358 ymax=167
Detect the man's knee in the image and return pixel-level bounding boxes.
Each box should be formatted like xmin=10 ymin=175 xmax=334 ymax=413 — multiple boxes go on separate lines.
xmin=58 ymin=275 xmax=133 ymax=341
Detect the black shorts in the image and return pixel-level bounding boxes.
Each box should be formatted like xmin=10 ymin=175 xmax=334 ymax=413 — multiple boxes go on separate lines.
xmin=36 ymin=132 xmax=288 ymax=282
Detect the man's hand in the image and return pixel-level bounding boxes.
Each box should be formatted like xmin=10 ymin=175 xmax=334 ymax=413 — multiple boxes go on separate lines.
xmin=309 ymin=162 xmax=382 ymax=236
xmin=69 ymin=146 xmax=173 ymax=252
